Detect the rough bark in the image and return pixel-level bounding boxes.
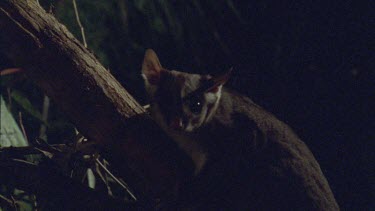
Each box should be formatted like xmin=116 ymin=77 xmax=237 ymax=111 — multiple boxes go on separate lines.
xmin=0 ymin=0 xmax=192 ymax=204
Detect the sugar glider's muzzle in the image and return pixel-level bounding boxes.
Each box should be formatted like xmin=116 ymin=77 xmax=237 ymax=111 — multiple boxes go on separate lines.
xmin=169 ymin=116 xmax=188 ymax=131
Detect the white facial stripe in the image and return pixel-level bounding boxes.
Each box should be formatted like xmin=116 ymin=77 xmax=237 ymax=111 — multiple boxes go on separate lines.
xmin=203 ymin=85 xmax=222 ymax=123
xmin=205 ymin=92 xmax=218 ymax=103
xmin=185 ymin=123 xmax=195 ymax=132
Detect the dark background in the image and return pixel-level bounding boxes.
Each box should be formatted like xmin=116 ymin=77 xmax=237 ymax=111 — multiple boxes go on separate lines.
xmin=1 ymin=0 xmax=374 ymax=209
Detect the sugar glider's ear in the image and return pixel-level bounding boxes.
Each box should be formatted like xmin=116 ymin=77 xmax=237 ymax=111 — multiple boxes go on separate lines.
xmin=142 ymin=49 xmax=163 ymax=86
xmin=206 ymin=67 xmax=233 ymax=93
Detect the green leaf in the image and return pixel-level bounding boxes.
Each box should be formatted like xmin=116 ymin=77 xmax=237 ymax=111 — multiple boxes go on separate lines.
xmin=0 ymin=96 xmax=28 ymax=147
xmin=10 ymin=90 xmax=48 ymax=125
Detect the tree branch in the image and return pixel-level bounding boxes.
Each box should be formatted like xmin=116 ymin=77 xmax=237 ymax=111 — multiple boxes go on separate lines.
xmin=0 ymin=0 xmax=193 ymax=204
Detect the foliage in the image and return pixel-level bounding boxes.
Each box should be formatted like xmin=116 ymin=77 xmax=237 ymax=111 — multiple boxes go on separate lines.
xmin=0 ymin=96 xmax=28 ymax=147
xmin=10 ymin=90 xmax=45 ymax=125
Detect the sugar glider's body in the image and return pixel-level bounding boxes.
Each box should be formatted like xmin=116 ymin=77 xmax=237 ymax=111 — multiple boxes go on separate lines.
xmin=142 ymin=49 xmax=339 ymax=210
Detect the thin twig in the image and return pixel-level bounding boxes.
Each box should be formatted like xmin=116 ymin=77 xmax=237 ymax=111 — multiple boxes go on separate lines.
xmin=72 ymin=0 xmax=87 ymax=48
xmin=95 ymin=158 xmax=137 ymax=201
xmin=0 ymin=194 xmax=17 ymax=210
xmin=18 ymin=112 xmax=28 ymax=142
xmin=102 ymin=159 xmax=114 ymax=196
xmin=10 ymin=195 xmax=19 ymax=211
xmin=31 ymin=194 xmax=38 ymax=211
xmin=95 ymin=161 xmax=113 ymax=195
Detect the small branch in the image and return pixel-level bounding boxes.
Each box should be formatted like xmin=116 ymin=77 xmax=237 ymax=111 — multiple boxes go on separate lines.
xmin=95 ymin=160 xmax=113 ymax=195
xmin=10 ymin=195 xmax=19 ymax=211
xmin=72 ymin=0 xmax=87 ymax=48
xmin=18 ymin=112 xmax=28 ymax=143
xmin=31 ymin=194 xmax=38 ymax=211
xmin=96 ymin=158 xmax=137 ymax=201
xmin=0 ymin=194 xmax=18 ymax=210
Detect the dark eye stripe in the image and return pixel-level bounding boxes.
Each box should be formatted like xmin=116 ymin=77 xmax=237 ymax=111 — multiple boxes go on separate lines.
xmin=154 ymin=74 xmax=184 ymax=122
xmin=186 ymin=95 xmax=203 ymax=114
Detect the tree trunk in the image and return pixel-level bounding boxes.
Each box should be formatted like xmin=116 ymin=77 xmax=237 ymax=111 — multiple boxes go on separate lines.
xmin=0 ymin=0 xmax=193 ymax=204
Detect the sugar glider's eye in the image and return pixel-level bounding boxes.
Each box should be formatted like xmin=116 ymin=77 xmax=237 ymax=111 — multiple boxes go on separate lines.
xmin=187 ymin=96 xmax=203 ymax=114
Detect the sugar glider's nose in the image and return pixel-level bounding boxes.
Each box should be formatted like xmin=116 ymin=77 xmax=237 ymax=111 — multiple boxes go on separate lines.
xmin=169 ymin=117 xmax=183 ymax=130
xmin=169 ymin=116 xmax=189 ymax=131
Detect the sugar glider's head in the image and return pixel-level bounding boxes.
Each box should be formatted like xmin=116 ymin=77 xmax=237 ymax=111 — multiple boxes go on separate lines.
xmin=141 ymin=49 xmax=231 ymax=132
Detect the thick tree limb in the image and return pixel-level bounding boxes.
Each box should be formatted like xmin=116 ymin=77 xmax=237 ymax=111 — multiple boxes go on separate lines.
xmin=0 ymin=0 xmax=193 ymax=204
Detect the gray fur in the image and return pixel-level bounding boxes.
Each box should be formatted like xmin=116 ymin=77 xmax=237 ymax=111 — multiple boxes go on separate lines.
xmin=142 ymin=49 xmax=339 ymax=210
